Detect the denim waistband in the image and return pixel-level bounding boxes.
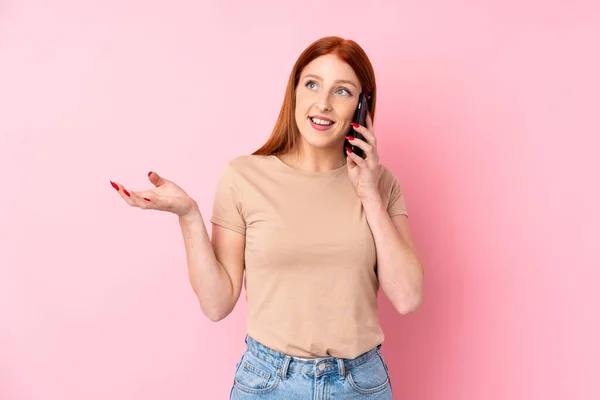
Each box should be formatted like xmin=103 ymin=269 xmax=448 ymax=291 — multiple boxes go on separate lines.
xmin=244 ymin=335 xmax=381 ymax=378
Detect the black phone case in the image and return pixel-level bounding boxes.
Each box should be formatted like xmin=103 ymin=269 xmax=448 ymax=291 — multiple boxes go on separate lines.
xmin=346 ymin=93 xmax=369 ymax=159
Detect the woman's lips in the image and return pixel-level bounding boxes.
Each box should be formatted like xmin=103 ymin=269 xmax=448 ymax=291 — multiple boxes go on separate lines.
xmin=308 ymin=117 xmax=335 ymax=131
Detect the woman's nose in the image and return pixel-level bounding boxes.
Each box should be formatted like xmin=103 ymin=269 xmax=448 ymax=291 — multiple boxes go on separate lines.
xmin=316 ymin=94 xmax=332 ymax=112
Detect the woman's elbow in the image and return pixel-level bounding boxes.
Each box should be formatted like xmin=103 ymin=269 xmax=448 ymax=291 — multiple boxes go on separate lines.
xmin=396 ymin=293 xmax=423 ymax=315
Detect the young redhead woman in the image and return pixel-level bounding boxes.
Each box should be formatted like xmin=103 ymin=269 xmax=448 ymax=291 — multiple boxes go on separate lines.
xmin=110 ymin=36 xmax=424 ymax=399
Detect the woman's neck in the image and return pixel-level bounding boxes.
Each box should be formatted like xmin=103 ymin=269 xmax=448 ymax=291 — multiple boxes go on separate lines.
xmin=277 ymin=149 xmax=346 ymax=173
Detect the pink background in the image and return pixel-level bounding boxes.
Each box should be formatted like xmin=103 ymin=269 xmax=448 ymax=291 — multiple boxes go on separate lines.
xmin=1 ymin=1 xmax=598 ymax=399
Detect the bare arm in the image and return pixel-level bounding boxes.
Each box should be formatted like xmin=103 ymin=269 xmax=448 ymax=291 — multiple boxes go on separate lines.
xmin=363 ymin=198 xmax=424 ymax=314
xmin=110 ymin=171 xmax=245 ymax=321
xmin=178 ymin=210 xmax=245 ymax=322
xmin=344 ymin=113 xmax=424 ymax=315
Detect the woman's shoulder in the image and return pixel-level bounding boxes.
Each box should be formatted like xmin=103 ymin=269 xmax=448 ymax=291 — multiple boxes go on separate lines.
xmin=377 ymin=164 xmax=405 ymax=198
xmin=223 ymin=154 xmax=272 ymax=171
xmin=217 ymin=155 xmax=278 ymax=181
xmin=378 ymin=164 xmax=400 ymax=186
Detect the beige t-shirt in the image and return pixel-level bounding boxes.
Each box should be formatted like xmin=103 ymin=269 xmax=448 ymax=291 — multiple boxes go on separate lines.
xmin=210 ymin=154 xmax=408 ymax=359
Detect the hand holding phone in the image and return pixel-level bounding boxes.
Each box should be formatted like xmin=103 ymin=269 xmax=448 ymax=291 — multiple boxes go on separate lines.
xmin=345 ymin=92 xmax=369 ymax=159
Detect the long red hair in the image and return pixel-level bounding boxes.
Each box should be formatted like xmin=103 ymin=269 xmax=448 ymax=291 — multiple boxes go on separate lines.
xmin=252 ymin=36 xmax=377 ymax=156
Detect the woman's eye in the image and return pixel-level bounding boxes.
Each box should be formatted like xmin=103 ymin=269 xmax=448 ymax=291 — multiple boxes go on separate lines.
xmin=305 ymin=80 xmax=351 ymax=96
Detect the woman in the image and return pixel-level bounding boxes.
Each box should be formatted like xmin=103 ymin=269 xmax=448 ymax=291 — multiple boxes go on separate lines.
xmin=110 ymin=36 xmax=424 ymax=399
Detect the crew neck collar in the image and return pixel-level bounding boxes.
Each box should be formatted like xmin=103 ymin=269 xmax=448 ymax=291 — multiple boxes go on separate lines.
xmin=270 ymin=155 xmax=347 ymax=177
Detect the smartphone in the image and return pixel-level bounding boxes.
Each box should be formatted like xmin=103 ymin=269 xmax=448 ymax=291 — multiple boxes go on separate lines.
xmin=345 ymin=92 xmax=369 ymax=159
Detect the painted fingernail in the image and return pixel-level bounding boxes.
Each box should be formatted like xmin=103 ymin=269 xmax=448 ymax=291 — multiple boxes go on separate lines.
xmin=345 ymin=136 xmax=355 ymax=141
xmin=143 ymin=198 xmax=151 ymax=201
xmin=346 ymin=147 xmax=352 ymax=153
xmin=350 ymin=122 xmax=359 ymax=128
xmin=148 ymin=171 xmax=153 ymax=177
xmin=110 ymin=181 xmax=119 ymax=191
xmin=123 ymin=189 xmax=130 ymax=197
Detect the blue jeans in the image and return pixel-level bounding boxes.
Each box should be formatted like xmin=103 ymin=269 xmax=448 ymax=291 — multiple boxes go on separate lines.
xmin=230 ymin=335 xmax=394 ymax=399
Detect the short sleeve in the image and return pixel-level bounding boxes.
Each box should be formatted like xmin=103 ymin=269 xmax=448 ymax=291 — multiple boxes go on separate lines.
xmin=210 ymin=162 xmax=246 ymax=235
xmin=381 ymin=167 xmax=409 ymax=218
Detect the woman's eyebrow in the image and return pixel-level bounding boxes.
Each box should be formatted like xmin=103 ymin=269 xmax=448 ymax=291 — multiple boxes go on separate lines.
xmin=303 ymin=74 xmax=358 ymax=89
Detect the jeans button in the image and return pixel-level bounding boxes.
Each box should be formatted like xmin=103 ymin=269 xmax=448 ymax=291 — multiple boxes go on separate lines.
xmin=318 ymin=363 xmax=325 ymax=371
